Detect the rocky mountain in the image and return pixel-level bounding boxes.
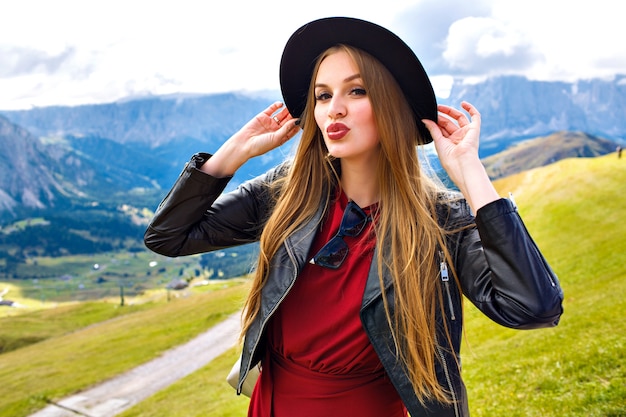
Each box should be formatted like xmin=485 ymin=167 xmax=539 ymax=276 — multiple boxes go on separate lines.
xmin=3 ymin=75 xmax=625 ymax=153
xmin=440 ymin=75 xmax=626 ymax=156
xmin=0 ymin=115 xmax=163 ymax=217
xmin=0 ymin=115 xmax=68 ymax=216
xmin=1 ymin=92 xmax=282 ymax=148
xmin=0 ymin=116 xmax=156 ymax=257
xmin=1 ymin=93 xmax=291 ymax=207
xmin=0 ymin=75 xmax=624 ymax=224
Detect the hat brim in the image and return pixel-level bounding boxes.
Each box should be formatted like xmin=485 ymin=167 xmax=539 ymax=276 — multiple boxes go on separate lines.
xmin=279 ymin=17 xmax=437 ymax=144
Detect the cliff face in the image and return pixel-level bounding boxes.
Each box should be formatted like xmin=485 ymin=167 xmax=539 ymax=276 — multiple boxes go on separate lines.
xmin=0 ymin=115 xmax=66 ymax=214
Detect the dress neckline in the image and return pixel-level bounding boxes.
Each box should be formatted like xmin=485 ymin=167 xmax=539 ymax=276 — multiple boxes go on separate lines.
xmin=337 ymin=189 xmax=379 ymax=214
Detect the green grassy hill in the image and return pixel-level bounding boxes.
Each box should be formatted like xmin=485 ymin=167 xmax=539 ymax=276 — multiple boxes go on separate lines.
xmin=463 ymin=153 xmax=626 ymax=416
xmin=1 ymin=153 xmax=624 ymax=416
xmin=482 ymin=131 xmax=617 ymax=179
xmin=0 ymin=281 xmax=250 ymax=416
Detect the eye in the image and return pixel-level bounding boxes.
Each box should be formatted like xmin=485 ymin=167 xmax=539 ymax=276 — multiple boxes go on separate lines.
xmin=350 ymin=87 xmax=367 ymax=96
xmin=315 ymin=91 xmax=332 ymax=101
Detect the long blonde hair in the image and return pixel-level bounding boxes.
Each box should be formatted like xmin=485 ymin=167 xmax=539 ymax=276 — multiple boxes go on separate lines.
xmin=242 ymin=45 xmax=457 ymax=404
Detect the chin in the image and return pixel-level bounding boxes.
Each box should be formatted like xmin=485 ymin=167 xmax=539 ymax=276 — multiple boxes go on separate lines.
xmin=326 ymin=149 xmax=345 ymax=159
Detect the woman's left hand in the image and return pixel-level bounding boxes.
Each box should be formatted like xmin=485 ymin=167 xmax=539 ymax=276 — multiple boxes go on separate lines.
xmin=424 ymin=101 xmax=481 ymax=171
xmin=423 ymin=101 xmax=500 ymax=212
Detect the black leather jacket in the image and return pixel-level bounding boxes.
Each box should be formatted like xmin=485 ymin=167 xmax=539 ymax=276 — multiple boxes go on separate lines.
xmin=145 ymin=153 xmax=564 ymax=417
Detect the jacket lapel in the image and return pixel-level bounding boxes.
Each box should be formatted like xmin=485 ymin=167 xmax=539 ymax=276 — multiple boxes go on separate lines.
xmin=361 ymin=245 xmax=393 ymax=309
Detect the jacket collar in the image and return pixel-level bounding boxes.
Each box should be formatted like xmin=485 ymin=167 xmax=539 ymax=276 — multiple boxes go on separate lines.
xmin=362 ymin=243 xmax=393 ymax=309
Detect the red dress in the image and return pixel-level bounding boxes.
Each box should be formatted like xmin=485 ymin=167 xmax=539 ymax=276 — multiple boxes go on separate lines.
xmin=248 ymin=192 xmax=407 ymax=417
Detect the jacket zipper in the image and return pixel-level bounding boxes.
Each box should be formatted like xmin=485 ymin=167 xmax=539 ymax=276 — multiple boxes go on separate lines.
xmin=436 ymin=345 xmax=461 ymax=417
xmin=439 ymin=251 xmax=456 ymax=321
xmin=238 ymin=240 xmax=299 ymax=394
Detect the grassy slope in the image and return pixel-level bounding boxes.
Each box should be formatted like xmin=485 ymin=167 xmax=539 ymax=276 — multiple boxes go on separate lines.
xmin=0 ymin=300 xmax=157 ymax=353
xmin=0 ymin=281 xmax=250 ymax=416
xmin=463 ymin=154 xmax=626 ymax=416
xmin=2 ymin=154 xmax=624 ymax=416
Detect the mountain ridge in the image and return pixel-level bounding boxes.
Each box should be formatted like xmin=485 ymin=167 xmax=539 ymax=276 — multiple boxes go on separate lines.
xmin=3 ymin=75 xmax=625 ymax=150
xmin=0 ymin=75 xmax=624 ymax=256
xmin=481 ymin=131 xmax=618 ymax=179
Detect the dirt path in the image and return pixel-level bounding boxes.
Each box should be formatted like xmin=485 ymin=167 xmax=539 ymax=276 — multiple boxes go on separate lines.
xmin=29 ymin=312 xmax=241 ymax=417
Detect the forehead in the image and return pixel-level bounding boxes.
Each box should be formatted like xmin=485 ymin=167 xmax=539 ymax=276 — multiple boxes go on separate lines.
xmin=315 ymin=50 xmax=360 ymax=83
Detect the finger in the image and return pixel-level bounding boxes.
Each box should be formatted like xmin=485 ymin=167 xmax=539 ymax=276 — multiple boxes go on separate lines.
xmin=263 ymin=101 xmax=285 ymax=117
xmin=421 ymin=119 xmax=443 ymax=140
xmin=282 ymin=118 xmax=300 ymax=134
xmin=277 ymin=119 xmax=301 ymax=144
xmin=277 ymin=106 xmax=293 ymax=119
xmin=438 ymin=105 xmax=470 ymax=127
xmin=272 ymin=106 xmax=295 ymax=126
xmin=461 ymin=101 xmax=476 ymax=113
xmin=435 ymin=116 xmax=460 ymax=136
xmin=461 ymin=101 xmax=481 ymax=123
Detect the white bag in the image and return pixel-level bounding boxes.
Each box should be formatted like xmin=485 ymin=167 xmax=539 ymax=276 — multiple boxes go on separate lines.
xmin=226 ymin=355 xmax=261 ymax=398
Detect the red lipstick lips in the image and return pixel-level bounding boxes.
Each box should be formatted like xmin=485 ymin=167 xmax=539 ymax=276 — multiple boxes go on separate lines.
xmin=326 ymin=123 xmax=350 ymax=140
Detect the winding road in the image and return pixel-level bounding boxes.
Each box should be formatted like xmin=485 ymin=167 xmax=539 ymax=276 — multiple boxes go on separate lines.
xmin=29 ymin=312 xmax=241 ymax=417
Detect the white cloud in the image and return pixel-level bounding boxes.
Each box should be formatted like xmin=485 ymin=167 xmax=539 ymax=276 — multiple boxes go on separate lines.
xmin=488 ymin=0 xmax=626 ymax=81
xmin=0 ymin=0 xmax=625 ymax=110
xmin=442 ymin=17 xmax=541 ymax=76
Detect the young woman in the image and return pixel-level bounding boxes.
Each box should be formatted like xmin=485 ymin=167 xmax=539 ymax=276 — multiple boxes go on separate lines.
xmin=145 ymin=17 xmax=563 ymax=417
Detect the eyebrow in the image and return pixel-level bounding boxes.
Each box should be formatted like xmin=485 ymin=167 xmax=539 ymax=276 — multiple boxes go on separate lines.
xmin=315 ymin=73 xmax=362 ymax=88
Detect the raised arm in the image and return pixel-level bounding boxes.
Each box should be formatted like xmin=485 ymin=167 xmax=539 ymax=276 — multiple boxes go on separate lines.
xmin=144 ymin=103 xmax=300 ymax=257
xmin=202 ymin=102 xmax=300 ymax=177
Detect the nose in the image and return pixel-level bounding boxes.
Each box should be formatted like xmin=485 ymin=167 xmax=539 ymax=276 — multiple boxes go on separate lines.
xmin=328 ymin=95 xmax=346 ymax=119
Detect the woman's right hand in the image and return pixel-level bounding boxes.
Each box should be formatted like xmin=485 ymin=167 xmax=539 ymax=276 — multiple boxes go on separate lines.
xmin=201 ymin=102 xmax=300 ymax=177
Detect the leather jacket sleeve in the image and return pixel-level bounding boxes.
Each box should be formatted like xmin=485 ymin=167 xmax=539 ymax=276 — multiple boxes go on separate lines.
xmin=145 ymin=154 xmax=564 ymax=331
xmin=144 ymin=153 xmax=280 ymax=257
xmin=454 ymin=198 xmax=564 ymax=329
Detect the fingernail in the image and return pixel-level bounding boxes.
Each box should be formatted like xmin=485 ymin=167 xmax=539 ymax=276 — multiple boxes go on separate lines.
xmin=295 ymin=119 xmax=301 ymax=126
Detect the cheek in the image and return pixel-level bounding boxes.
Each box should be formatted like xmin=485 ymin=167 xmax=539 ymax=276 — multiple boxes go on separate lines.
xmin=353 ymin=100 xmax=374 ymax=122
xmin=313 ymin=106 xmax=325 ymax=130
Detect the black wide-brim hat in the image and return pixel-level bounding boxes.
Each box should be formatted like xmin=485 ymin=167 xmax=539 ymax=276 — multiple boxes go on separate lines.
xmin=279 ymin=16 xmax=438 ymax=144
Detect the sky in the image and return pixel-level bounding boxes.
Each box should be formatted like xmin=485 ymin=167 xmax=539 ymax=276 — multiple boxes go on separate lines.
xmin=1 ymin=0 xmax=625 ymax=110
